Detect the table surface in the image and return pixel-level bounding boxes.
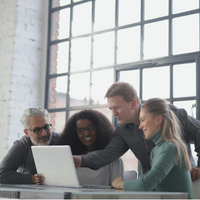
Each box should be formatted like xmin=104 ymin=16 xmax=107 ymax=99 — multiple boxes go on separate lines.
xmin=0 ymin=184 xmax=188 ymax=199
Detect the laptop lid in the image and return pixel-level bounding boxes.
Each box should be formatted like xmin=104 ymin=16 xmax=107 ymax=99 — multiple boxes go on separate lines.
xmin=31 ymin=145 xmax=80 ymax=187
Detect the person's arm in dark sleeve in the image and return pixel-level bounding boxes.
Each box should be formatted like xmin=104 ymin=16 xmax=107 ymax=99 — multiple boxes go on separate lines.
xmin=0 ymin=141 xmax=33 ymax=184
xmin=186 ymin=114 xmax=200 ymax=167
xmin=81 ymin=131 xmax=129 ymax=170
xmin=50 ymin=131 xmax=61 ymax=145
xmin=169 ymin=104 xmax=200 ymax=180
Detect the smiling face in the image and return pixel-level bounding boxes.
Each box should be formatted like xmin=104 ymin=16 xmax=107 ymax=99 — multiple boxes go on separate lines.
xmin=107 ymin=95 xmax=138 ymax=124
xmin=24 ymin=115 xmax=52 ymax=146
xmin=139 ymin=108 xmax=162 ymax=140
xmin=76 ymin=119 xmax=97 ymax=152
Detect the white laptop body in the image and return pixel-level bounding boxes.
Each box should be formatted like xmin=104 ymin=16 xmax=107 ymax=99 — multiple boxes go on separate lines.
xmin=31 ymin=145 xmax=112 ymax=189
xmin=32 ymin=145 xmax=80 ymax=187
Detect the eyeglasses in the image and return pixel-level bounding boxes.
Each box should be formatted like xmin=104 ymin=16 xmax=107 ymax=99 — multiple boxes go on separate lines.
xmin=76 ymin=124 xmax=96 ymax=135
xmin=27 ymin=124 xmax=52 ymax=135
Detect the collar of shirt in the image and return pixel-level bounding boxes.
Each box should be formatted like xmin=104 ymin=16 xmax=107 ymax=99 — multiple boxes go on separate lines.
xmin=152 ymin=130 xmax=165 ymax=146
xmin=119 ymin=123 xmax=139 ymax=129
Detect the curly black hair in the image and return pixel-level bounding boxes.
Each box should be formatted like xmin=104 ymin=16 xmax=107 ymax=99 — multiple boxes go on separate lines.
xmin=58 ymin=109 xmax=114 ymax=155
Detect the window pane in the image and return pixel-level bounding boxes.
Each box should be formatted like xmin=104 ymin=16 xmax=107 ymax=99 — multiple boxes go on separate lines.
xmin=173 ymin=14 xmax=199 ymax=55
xmin=173 ymin=63 xmax=196 ymax=98
xmin=94 ymin=0 xmax=115 ymax=31
xmin=48 ymin=76 xmax=68 ymax=109
xmin=117 ymin=27 xmax=140 ymax=64
xmin=93 ymin=32 xmax=114 ymax=68
xmin=69 ymin=110 xmax=81 ymax=118
xmin=51 ymin=9 xmax=70 ymax=41
xmin=143 ymin=66 xmax=169 ymax=100
xmin=70 ymin=109 xmax=112 ymax=121
xmin=144 ymin=20 xmax=168 ymax=59
xmin=93 ymin=107 xmax=112 ymax=122
xmin=119 ymin=70 xmax=140 ymax=97
xmin=50 ymin=42 xmax=69 ymax=74
xmin=71 ymin=36 xmax=91 ymax=71
xmin=73 ymin=0 xmax=84 ymax=2
xmin=172 ymin=0 xmax=199 ymax=14
xmin=50 ymin=112 xmax=66 ymax=133
xmin=69 ymin=73 xmax=90 ymax=106
xmin=91 ymin=69 xmax=114 ymax=105
xmin=118 ymin=0 xmax=141 ymax=26
xmin=52 ymin=0 xmax=70 ymax=8
xmin=173 ymin=100 xmax=197 ymax=118
xmin=144 ymin=0 xmax=168 ymax=20
xmin=72 ymin=2 xmax=92 ymax=36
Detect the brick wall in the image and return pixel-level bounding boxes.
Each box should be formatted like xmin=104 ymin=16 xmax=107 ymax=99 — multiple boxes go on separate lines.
xmin=0 ymin=0 xmax=48 ymax=161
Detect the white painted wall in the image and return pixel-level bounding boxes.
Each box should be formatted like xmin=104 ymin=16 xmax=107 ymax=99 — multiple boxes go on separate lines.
xmin=0 ymin=0 xmax=48 ymax=161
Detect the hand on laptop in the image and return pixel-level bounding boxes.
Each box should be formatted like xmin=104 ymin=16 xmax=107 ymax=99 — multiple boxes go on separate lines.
xmin=73 ymin=156 xmax=82 ymax=168
xmin=112 ymin=177 xmax=124 ymax=190
xmin=34 ymin=174 xmax=44 ymax=185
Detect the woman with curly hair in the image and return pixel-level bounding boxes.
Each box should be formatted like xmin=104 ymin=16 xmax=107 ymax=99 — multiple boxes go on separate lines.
xmin=58 ymin=109 xmax=124 ymax=186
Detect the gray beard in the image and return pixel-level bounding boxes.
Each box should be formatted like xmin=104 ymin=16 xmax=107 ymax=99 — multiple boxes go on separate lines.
xmin=31 ymin=134 xmax=52 ymax=146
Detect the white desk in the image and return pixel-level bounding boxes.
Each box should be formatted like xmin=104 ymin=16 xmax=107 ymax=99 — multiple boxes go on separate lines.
xmin=0 ymin=184 xmax=188 ymax=199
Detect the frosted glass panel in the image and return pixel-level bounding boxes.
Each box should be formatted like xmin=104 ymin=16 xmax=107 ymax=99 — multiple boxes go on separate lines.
xmin=144 ymin=20 xmax=168 ymax=59
xmin=119 ymin=70 xmax=140 ymax=97
xmin=145 ymin=0 xmax=168 ymax=20
xmin=73 ymin=0 xmax=84 ymax=2
xmin=118 ymin=0 xmax=141 ymax=26
xmin=173 ymin=63 xmax=196 ymax=98
xmin=71 ymin=37 xmax=91 ymax=71
xmin=93 ymin=32 xmax=114 ymax=68
xmin=72 ymin=2 xmax=92 ymax=36
xmin=173 ymin=14 xmax=199 ymax=55
xmin=69 ymin=73 xmax=90 ymax=106
xmin=91 ymin=69 xmax=113 ymax=105
xmin=117 ymin=27 xmax=140 ymax=64
xmin=94 ymin=0 xmax=115 ymax=31
xmin=143 ymin=66 xmax=169 ymax=100
xmin=172 ymin=0 xmax=199 ymax=14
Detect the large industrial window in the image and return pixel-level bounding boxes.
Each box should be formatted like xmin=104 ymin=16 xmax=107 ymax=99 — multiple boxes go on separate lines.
xmin=46 ymin=0 xmax=200 ymax=171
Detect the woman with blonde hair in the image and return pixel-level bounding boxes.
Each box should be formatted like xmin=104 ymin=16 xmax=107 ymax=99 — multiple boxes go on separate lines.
xmin=112 ymin=98 xmax=193 ymax=199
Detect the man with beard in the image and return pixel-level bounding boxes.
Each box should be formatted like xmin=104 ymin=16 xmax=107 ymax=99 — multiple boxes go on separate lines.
xmin=0 ymin=107 xmax=60 ymax=184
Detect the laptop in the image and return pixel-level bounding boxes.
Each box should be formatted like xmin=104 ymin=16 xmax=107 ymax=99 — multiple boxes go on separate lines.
xmin=31 ymin=145 xmax=112 ymax=189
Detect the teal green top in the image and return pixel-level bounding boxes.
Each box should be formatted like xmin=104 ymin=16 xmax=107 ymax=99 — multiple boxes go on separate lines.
xmin=124 ymin=131 xmax=193 ymax=199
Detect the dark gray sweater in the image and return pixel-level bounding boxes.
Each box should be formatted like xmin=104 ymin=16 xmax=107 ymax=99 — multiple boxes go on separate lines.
xmin=81 ymin=104 xmax=200 ymax=174
xmin=0 ymin=132 xmax=60 ymax=184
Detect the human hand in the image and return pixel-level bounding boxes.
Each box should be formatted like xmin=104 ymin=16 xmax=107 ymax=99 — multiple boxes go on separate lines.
xmin=112 ymin=177 xmax=124 ymax=190
xmin=190 ymin=166 xmax=200 ymax=181
xmin=34 ymin=174 xmax=44 ymax=185
xmin=73 ymin=156 xmax=82 ymax=168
